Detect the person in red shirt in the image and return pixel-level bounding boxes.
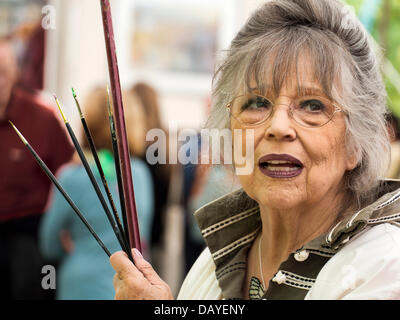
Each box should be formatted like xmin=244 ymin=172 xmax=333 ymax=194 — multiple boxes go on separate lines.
xmin=0 ymin=38 xmax=74 ymax=299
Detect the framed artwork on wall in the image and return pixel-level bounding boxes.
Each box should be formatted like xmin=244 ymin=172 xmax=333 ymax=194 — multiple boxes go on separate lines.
xmin=113 ymin=0 xmax=241 ymax=95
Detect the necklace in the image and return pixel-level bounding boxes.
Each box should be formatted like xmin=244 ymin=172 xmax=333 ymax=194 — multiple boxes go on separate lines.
xmin=248 ymin=234 xmax=266 ymax=300
xmin=258 ymin=234 xmax=266 ymax=290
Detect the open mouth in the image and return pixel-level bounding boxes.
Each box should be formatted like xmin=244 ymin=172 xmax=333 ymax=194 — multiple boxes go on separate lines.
xmin=258 ymin=154 xmax=304 ymax=178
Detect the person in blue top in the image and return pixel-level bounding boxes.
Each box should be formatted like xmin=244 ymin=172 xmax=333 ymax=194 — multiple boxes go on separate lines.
xmin=39 ymin=87 xmax=154 ymax=300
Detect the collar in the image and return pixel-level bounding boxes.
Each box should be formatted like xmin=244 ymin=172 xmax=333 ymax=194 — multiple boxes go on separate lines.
xmin=194 ymin=179 xmax=400 ymax=299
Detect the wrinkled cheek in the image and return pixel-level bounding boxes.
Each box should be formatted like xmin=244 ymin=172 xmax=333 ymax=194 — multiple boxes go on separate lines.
xmin=305 ymin=145 xmax=347 ymax=195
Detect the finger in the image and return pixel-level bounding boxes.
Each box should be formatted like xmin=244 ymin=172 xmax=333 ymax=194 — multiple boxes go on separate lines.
xmin=132 ymin=248 xmax=166 ymax=286
xmin=110 ymin=250 xmax=144 ymax=281
xmin=113 ymin=273 xmax=120 ymax=289
xmin=113 ymin=273 xmax=128 ymax=300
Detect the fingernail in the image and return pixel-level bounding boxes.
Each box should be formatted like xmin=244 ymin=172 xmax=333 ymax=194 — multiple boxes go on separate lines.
xmin=133 ymin=248 xmax=142 ymax=258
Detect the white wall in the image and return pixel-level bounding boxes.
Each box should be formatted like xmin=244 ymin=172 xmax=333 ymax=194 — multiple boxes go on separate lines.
xmin=44 ymin=0 xmax=108 ymax=134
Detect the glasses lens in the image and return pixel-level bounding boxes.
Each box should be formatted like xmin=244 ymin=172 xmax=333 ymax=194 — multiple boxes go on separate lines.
xmin=230 ymin=94 xmax=273 ymax=125
xmin=228 ymin=94 xmax=338 ymax=128
xmin=291 ymin=96 xmax=336 ymax=127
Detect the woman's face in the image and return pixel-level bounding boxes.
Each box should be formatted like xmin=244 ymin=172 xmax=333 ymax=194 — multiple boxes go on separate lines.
xmin=232 ymin=60 xmax=357 ymax=211
xmin=0 ymin=42 xmax=17 ymax=109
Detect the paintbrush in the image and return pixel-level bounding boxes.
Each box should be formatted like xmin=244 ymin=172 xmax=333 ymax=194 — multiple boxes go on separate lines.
xmin=100 ymin=0 xmax=142 ymax=252
xmin=9 ymin=121 xmax=111 ymax=257
xmin=106 ymin=85 xmax=129 ymax=245
xmin=71 ymin=88 xmax=130 ymax=255
xmin=53 ymin=95 xmax=130 ymax=257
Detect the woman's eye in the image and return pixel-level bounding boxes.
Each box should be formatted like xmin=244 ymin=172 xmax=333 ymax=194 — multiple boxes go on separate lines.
xmin=299 ymin=99 xmax=325 ymax=112
xmin=241 ymin=97 xmax=271 ymax=111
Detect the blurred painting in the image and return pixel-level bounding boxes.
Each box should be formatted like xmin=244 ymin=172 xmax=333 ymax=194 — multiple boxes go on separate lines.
xmin=131 ymin=2 xmax=219 ymax=74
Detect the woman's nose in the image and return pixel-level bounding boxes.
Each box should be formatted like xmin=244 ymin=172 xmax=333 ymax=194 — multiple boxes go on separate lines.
xmin=264 ymin=104 xmax=297 ymax=141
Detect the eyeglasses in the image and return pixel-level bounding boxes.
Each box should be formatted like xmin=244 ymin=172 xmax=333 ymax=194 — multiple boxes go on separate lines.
xmin=226 ymin=93 xmax=342 ymax=128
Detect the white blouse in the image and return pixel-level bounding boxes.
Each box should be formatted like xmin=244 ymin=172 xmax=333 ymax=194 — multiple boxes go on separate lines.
xmin=177 ymin=223 xmax=400 ymax=300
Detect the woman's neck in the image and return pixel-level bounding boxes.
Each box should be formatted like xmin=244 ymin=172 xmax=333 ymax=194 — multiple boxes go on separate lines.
xmin=258 ymin=191 xmax=345 ymax=271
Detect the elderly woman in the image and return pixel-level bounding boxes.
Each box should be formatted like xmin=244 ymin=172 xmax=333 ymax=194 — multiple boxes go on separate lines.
xmin=110 ymin=0 xmax=400 ymax=300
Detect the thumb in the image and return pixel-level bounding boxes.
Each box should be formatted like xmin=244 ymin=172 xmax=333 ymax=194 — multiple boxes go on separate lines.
xmin=132 ymin=248 xmax=165 ymax=286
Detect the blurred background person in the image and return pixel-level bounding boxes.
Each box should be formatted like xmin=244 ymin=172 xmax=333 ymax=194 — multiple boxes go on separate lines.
xmin=16 ymin=21 xmax=45 ymax=92
xmin=130 ymin=82 xmax=189 ymax=295
xmin=180 ymin=98 xmax=241 ymax=273
xmin=0 ymin=37 xmax=74 ymax=300
xmin=184 ymin=161 xmax=240 ymax=273
xmin=130 ymin=82 xmax=172 ymax=268
xmin=39 ymin=87 xmax=154 ymax=299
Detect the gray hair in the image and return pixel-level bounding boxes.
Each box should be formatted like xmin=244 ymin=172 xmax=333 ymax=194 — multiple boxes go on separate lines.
xmin=207 ymin=0 xmax=390 ymax=208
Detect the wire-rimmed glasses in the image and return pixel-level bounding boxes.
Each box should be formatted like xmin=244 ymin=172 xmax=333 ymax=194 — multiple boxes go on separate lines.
xmin=226 ymin=93 xmax=342 ymax=128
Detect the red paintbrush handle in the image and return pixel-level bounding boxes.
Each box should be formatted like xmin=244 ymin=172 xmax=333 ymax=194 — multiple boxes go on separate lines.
xmin=99 ymin=0 xmax=142 ymax=253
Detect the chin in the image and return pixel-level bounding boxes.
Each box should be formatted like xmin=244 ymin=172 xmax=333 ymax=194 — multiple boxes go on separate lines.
xmin=252 ymin=184 xmax=305 ymax=210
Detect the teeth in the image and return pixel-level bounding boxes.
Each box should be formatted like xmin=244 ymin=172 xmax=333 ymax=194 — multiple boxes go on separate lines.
xmin=267 ymin=166 xmax=299 ymax=172
xmin=267 ymin=160 xmax=293 ymax=165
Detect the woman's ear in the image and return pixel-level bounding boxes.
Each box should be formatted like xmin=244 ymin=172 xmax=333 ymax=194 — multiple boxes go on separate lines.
xmin=346 ymin=152 xmax=358 ymax=171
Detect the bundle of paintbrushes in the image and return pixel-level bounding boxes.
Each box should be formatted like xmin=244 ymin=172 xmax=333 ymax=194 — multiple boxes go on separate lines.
xmin=9 ymin=0 xmax=141 ymax=262
xmin=10 ymin=88 xmax=134 ymax=261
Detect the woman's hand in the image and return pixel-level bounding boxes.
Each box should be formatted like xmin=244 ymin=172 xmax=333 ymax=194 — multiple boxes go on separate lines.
xmin=110 ymin=248 xmax=174 ymax=300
